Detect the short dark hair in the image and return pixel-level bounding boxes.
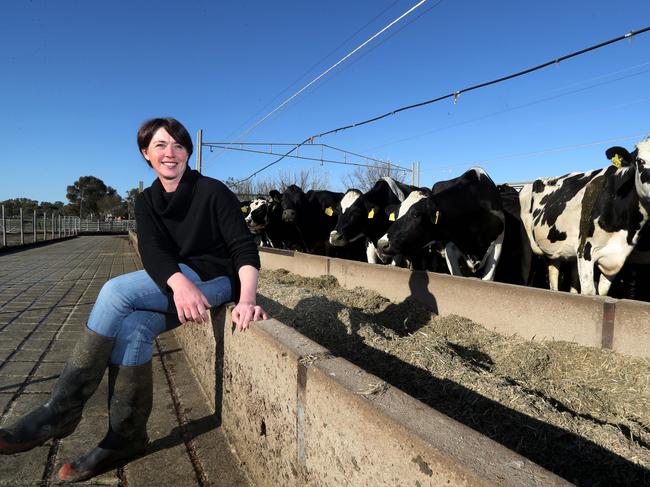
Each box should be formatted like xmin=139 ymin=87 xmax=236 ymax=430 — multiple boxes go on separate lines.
xmin=137 ymin=118 xmax=194 ymax=167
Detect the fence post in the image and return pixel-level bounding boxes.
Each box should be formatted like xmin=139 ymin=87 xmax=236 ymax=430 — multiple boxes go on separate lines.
xmin=58 ymin=214 xmax=61 ymax=238
xmin=43 ymin=212 xmax=46 ymax=241
xmin=33 ymin=210 xmax=36 ymax=244
xmin=20 ymin=208 xmax=24 ymax=245
xmin=1 ymin=205 xmax=5 ymax=248
xmin=51 ymin=212 xmax=54 ymax=239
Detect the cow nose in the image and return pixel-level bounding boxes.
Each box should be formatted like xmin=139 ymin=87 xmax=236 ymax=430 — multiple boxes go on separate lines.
xmin=282 ymin=209 xmax=296 ymax=222
xmin=377 ymin=238 xmax=390 ymax=253
xmin=329 ymin=230 xmax=345 ymax=246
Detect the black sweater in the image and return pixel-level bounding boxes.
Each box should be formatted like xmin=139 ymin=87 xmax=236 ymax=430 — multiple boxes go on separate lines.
xmin=135 ymin=168 xmax=260 ymax=300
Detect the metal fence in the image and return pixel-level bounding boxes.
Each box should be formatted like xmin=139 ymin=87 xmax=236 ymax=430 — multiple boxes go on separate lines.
xmin=1 ymin=206 xmax=135 ymax=249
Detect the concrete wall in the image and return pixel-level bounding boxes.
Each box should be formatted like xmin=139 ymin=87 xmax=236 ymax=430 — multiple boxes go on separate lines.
xmin=174 ymin=307 xmax=570 ymax=487
xmin=260 ymin=249 xmax=650 ymax=358
xmin=130 ymin=232 xmax=572 ymax=484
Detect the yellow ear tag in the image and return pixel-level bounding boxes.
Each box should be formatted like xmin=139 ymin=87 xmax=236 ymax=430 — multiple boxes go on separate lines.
xmin=367 ymin=208 xmax=375 ymax=219
xmin=241 ymin=206 xmax=249 ymax=214
xmin=434 ymin=210 xmax=440 ymax=224
xmin=611 ymin=154 xmax=622 ymax=168
xmin=325 ymin=207 xmax=334 ymax=216
xmin=388 ymin=212 xmax=395 ymax=221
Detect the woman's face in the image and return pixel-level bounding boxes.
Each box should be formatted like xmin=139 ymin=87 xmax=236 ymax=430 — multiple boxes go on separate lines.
xmin=141 ymin=127 xmax=189 ymax=188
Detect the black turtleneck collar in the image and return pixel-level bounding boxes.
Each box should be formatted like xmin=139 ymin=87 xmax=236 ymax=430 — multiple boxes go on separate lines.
xmin=150 ymin=168 xmax=200 ymax=217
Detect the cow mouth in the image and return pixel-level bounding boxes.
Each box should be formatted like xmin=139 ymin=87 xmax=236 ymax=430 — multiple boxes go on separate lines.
xmin=330 ymin=231 xmax=364 ymax=247
xmin=247 ymin=224 xmax=265 ymax=233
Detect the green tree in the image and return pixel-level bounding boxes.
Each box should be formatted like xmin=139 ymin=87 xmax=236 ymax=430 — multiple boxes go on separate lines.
xmin=39 ymin=201 xmax=65 ymax=213
xmin=97 ymin=188 xmax=124 ymax=219
xmin=66 ymin=176 xmax=109 ymax=218
xmin=124 ymin=188 xmax=140 ymax=220
xmin=0 ymin=198 xmax=39 ymax=216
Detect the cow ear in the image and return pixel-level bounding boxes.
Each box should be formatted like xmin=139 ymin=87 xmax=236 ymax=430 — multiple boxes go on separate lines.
xmin=605 ymin=146 xmax=632 ymax=167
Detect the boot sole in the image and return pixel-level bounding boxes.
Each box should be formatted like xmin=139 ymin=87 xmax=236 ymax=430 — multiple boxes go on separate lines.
xmin=58 ymin=443 xmax=148 ymax=482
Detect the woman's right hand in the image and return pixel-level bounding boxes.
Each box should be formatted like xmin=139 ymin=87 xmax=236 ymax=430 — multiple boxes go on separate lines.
xmin=167 ymin=272 xmax=211 ymax=324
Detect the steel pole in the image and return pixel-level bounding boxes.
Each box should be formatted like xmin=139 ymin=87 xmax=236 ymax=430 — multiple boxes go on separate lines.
xmin=33 ymin=210 xmax=36 ymax=243
xmin=1 ymin=205 xmax=5 ymax=248
xmin=196 ymin=129 xmax=203 ymax=173
xmin=20 ymin=208 xmax=24 ymax=245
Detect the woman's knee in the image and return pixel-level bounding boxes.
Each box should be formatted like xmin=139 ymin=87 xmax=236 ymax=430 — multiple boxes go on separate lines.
xmin=97 ymin=276 xmax=130 ymax=305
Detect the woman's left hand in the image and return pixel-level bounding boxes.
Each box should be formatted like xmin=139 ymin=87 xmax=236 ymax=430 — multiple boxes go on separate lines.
xmin=231 ymin=301 xmax=268 ymax=332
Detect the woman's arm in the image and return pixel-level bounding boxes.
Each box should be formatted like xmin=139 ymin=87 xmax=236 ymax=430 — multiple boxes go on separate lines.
xmin=231 ymin=265 xmax=268 ymax=331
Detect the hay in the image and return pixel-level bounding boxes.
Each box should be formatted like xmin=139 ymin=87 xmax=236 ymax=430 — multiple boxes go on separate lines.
xmin=258 ymin=269 xmax=650 ymax=486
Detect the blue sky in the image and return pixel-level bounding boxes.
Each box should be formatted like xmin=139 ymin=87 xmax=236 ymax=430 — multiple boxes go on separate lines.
xmin=2 ymin=0 xmax=650 ymax=203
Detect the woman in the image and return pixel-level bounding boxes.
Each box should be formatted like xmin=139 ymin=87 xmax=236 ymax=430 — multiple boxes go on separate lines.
xmin=0 ymin=117 xmax=267 ymax=482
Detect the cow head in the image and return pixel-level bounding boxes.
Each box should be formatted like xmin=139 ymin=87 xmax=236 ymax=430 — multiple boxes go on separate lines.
xmin=245 ymin=198 xmax=270 ymax=234
xmin=377 ymin=190 xmax=437 ymax=256
xmin=634 ymin=137 xmax=650 ymax=202
xmin=246 ymin=190 xmax=283 ymax=234
xmin=329 ymin=189 xmax=366 ymax=246
xmin=281 ymin=185 xmax=307 ymax=223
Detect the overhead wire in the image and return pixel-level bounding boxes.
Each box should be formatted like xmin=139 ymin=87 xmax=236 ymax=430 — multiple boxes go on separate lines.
xmin=364 ymin=61 xmax=650 ymax=152
xmin=236 ymin=25 xmax=650 ymax=184
xmin=205 ymin=0 xmax=430 ymax=173
xmin=203 ymin=143 xmax=412 ymax=172
xmin=423 ymin=133 xmax=649 ymax=175
xmin=203 ymin=0 xmax=402 ymax=167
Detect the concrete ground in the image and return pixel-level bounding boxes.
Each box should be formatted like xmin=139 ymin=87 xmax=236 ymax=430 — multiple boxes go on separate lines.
xmin=0 ymin=236 xmax=251 ymax=487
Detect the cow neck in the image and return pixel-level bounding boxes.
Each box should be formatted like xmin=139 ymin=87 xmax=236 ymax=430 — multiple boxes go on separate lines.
xmin=381 ymin=177 xmax=405 ymax=202
xmin=150 ymin=168 xmax=199 ymax=217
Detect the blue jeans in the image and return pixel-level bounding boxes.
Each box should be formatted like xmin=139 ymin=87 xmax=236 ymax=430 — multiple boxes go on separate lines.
xmin=87 ymin=264 xmax=232 ymax=366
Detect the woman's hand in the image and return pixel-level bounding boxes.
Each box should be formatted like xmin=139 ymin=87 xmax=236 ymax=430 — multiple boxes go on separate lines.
xmin=231 ymin=301 xmax=268 ymax=332
xmin=167 ymin=272 xmax=211 ymax=324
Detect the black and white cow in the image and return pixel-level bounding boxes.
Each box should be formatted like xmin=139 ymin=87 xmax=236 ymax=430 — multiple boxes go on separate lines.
xmin=494 ymin=184 xmax=533 ymax=285
xmin=329 ymin=177 xmax=416 ymax=264
xmin=245 ymin=190 xmax=292 ymax=248
xmin=281 ymin=185 xmax=343 ymax=254
xmin=377 ymin=168 xmax=505 ymax=280
xmin=519 ymin=136 xmax=650 ymax=295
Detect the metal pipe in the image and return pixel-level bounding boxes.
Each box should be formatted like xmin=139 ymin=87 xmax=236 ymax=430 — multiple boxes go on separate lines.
xmin=1 ymin=205 xmax=5 ymax=248
xmin=20 ymin=208 xmax=24 ymax=245
xmin=196 ymin=129 xmax=203 ymax=173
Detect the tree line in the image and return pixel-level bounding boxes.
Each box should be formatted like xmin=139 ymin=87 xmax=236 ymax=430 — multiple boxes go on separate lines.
xmin=1 ymin=176 xmax=140 ymax=220
xmin=2 ymin=162 xmax=406 ymax=219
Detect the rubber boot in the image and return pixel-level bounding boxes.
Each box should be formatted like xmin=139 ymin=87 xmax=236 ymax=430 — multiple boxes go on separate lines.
xmin=0 ymin=327 xmax=114 ymax=454
xmin=58 ymin=361 xmax=153 ymax=482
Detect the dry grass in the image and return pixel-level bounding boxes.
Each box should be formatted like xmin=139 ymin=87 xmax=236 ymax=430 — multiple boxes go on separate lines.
xmin=258 ymin=268 xmax=650 ymax=487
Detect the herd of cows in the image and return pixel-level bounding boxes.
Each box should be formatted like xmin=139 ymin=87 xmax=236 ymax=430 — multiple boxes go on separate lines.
xmin=241 ymin=136 xmax=650 ymax=300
